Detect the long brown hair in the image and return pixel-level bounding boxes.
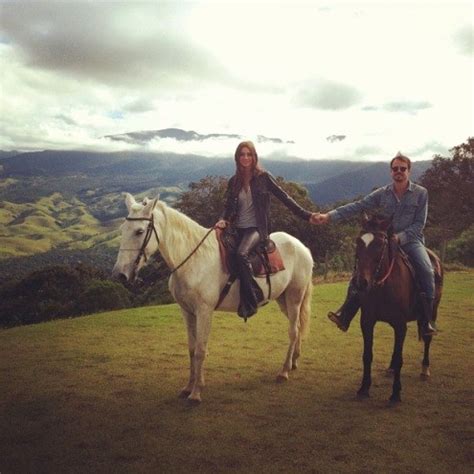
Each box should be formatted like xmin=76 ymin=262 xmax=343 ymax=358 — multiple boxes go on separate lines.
xmin=232 ymin=141 xmax=265 ymax=193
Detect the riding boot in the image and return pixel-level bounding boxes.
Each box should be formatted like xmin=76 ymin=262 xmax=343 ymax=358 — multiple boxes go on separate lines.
xmin=327 ymin=277 xmax=361 ymax=332
xmin=236 ymin=254 xmax=263 ymax=320
xmin=419 ymin=293 xmax=437 ymax=336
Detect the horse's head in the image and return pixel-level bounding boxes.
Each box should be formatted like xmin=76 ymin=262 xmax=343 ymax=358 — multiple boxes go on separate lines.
xmin=355 ymin=213 xmax=393 ymax=293
xmin=112 ymin=193 xmax=163 ymax=283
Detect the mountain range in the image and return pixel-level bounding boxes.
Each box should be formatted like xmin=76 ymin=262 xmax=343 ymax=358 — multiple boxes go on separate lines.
xmin=104 ymin=128 xmax=294 ymax=145
xmin=0 ymin=129 xmax=434 ymax=270
xmin=0 ymin=146 xmax=432 ymax=206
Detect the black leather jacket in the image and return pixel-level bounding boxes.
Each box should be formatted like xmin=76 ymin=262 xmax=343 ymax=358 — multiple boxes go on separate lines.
xmin=221 ymin=172 xmax=312 ymax=240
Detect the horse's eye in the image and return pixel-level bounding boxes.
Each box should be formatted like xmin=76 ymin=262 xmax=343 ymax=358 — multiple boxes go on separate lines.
xmin=135 ymin=229 xmax=145 ymax=236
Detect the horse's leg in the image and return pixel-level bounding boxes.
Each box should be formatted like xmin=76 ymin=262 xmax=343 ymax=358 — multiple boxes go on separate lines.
xmin=420 ymin=334 xmax=432 ymax=379
xmin=178 ymin=308 xmax=197 ymax=399
xmin=187 ymin=307 xmax=213 ymax=404
xmin=357 ymin=319 xmax=375 ymax=399
xmin=385 ymin=336 xmax=398 ymax=377
xmin=389 ymin=323 xmax=407 ymax=404
xmin=276 ymin=293 xmax=300 ymax=371
xmin=276 ymin=290 xmax=302 ymax=382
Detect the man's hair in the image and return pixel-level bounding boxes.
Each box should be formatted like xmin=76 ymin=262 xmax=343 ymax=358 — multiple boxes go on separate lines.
xmin=390 ymin=152 xmax=411 ymax=170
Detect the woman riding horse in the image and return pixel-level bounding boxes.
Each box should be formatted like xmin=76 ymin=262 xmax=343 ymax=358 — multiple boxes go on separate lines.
xmin=215 ymin=141 xmax=313 ymax=319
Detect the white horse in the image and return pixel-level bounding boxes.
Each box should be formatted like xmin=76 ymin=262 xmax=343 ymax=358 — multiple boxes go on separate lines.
xmin=112 ymin=193 xmax=314 ymax=404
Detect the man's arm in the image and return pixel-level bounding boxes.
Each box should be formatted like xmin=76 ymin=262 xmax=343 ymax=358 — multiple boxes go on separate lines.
xmin=327 ymin=188 xmax=383 ymax=223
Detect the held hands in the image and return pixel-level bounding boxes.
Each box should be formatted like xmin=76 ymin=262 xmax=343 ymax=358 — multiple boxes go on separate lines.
xmin=310 ymin=212 xmax=330 ymax=225
xmin=215 ymin=219 xmax=228 ymax=229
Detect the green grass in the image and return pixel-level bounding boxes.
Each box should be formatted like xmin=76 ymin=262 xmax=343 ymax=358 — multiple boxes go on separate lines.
xmin=1 ymin=272 xmax=473 ymax=473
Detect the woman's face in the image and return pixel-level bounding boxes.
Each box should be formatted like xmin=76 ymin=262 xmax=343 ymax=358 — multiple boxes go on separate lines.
xmin=238 ymin=147 xmax=254 ymax=169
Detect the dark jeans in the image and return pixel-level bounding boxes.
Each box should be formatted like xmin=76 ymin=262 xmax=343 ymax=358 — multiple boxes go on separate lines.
xmin=236 ymin=227 xmax=261 ymax=259
xmin=235 ymin=227 xmax=262 ymax=318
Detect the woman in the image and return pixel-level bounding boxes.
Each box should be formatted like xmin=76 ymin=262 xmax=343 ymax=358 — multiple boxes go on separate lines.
xmin=216 ymin=141 xmax=313 ymax=319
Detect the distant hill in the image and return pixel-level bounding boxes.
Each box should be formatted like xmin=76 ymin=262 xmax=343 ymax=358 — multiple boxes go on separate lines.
xmin=0 ymin=148 xmax=434 ymax=270
xmin=306 ymin=161 xmax=432 ymax=204
xmin=0 ymin=149 xmax=433 ymax=206
xmin=104 ymin=128 xmax=294 ymax=145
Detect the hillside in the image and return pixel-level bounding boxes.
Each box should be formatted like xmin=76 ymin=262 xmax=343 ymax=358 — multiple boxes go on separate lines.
xmin=0 ymin=148 xmax=433 ymax=274
xmin=0 ymin=149 xmax=433 ymax=206
xmin=0 ymin=192 xmax=119 ymax=258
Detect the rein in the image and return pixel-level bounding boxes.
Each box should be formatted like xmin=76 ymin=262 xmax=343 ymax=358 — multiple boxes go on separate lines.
xmin=374 ymin=235 xmax=396 ymax=286
xmin=121 ymin=200 xmax=215 ymax=274
xmin=169 ymin=227 xmax=215 ymax=274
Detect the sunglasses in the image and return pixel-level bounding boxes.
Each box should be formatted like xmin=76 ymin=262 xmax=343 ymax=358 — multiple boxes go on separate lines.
xmin=391 ymin=166 xmax=408 ymax=172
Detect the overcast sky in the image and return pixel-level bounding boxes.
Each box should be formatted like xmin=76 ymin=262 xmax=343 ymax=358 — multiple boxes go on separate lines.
xmin=0 ymin=0 xmax=473 ymax=161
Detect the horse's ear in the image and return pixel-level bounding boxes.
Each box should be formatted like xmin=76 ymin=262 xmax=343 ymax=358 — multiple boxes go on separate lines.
xmin=124 ymin=193 xmax=136 ymax=212
xmin=143 ymin=197 xmax=157 ymax=214
xmin=360 ymin=212 xmax=370 ymax=229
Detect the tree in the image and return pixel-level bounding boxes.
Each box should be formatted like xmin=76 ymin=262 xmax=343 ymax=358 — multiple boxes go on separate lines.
xmin=174 ymin=175 xmax=229 ymax=228
xmin=420 ymin=137 xmax=474 ymax=260
xmin=446 ymin=225 xmax=474 ymax=266
xmin=75 ymin=279 xmax=131 ymax=314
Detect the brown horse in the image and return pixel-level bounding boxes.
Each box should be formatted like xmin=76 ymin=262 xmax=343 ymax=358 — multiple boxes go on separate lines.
xmin=354 ymin=214 xmax=443 ymax=403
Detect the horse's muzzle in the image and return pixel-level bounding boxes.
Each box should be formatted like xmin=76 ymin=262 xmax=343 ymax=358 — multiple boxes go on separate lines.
xmin=355 ymin=276 xmax=369 ymax=293
xmin=115 ymin=272 xmax=129 ymax=284
xmin=112 ymin=266 xmax=135 ymax=284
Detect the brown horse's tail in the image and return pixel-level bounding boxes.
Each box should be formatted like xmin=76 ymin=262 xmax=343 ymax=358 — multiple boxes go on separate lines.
xmin=299 ymin=278 xmax=312 ymax=339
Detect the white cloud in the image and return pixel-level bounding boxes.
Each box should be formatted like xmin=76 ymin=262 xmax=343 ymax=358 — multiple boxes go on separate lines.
xmin=0 ymin=1 xmax=472 ymax=161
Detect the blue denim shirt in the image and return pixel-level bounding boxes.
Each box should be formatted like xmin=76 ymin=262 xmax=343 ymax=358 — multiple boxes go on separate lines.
xmin=328 ymin=181 xmax=428 ymax=245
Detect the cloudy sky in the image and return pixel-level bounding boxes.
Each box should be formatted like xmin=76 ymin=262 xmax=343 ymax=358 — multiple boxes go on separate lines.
xmin=0 ymin=0 xmax=473 ymax=161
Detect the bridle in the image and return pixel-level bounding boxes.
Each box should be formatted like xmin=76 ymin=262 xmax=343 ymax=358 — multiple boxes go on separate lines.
xmin=357 ymin=231 xmax=396 ymax=287
xmin=120 ymin=199 xmax=215 ymax=274
xmin=121 ymin=200 xmax=161 ymax=268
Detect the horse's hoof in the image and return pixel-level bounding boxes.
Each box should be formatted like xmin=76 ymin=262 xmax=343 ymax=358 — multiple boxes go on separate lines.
xmin=420 ymin=366 xmax=431 ymax=380
xmin=276 ymin=374 xmax=289 ymax=383
xmin=187 ymin=398 xmax=202 ymax=407
xmin=291 ymin=362 xmax=298 ymax=371
xmin=388 ymin=396 xmax=402 ymax=406
xmin=178 ymin=390 xmax=191 ymax=399
xmin=356 ymin=390 xmax=370 ymax=400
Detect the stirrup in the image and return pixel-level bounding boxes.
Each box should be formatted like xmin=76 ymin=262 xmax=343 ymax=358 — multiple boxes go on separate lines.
xmin=327 ymin=311 xmax=349 ymax=332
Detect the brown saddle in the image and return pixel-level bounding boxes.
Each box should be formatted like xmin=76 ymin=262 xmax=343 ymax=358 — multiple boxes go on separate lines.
xmin=215 ymin=227 xmax=285 ymax=277
xmin=398 ymin=246 xmax=443 ymax=285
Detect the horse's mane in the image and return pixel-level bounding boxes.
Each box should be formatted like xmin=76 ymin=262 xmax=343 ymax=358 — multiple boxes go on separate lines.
xmin=157 ymin=202 xmax=217 ymax=265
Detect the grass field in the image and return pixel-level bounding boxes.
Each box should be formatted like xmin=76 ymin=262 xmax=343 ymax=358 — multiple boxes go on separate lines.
xmin=1 ymin=272 xmax=473 ymax=473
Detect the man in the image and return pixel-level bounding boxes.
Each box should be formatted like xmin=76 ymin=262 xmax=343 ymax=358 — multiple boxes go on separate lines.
xmin=311 ymin=152 xmax=437 ymax=336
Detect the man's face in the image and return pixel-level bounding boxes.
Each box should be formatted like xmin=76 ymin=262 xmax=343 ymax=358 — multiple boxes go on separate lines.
xmin=391 ymin=159 xmax=410 ymax=184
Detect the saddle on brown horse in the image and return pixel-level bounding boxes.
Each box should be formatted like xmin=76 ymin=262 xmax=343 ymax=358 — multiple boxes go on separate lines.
xmin=397 ymin=245 xmax=443 ymax=288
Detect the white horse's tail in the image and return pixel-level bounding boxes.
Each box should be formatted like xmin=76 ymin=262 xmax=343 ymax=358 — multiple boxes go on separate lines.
xmin=299 ymin=278 xmax=312 ymax=339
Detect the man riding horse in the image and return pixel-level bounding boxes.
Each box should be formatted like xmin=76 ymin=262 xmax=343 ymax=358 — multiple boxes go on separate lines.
xmin=311 ymin=152 xmax=437 ymax=337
